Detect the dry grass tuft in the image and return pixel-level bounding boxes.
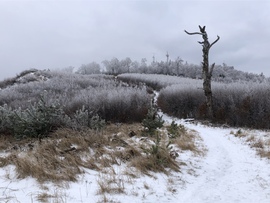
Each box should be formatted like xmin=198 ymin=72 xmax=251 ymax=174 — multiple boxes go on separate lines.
xmin=0 ymin=135 xmax=13 ymax=151
xmin=97 ymin=195 xmax=121 ymax=203
xmin=174 ymin=130 xmax=202 ymax=155
xmin=104 ymin=123 xmax=142 ymax=137
xmin=231 ymin=129 xmax=270 ymax=160
xmin=130 ymin=144 xmax=180 ymax=175
xmin=250 ymin=137 xmax=270 ymax=159
xmin=97 ymin=172 xmax=126 ymax=195
xmin=36 ymin=192 xmax=57 ymax=203
xmin=35 ymin=189 xmax=68 ymax=203
xmin=258 ymin=149 xmax=270 ymax=159
xmin=232 ymin=129 xmax=247 ymax=138
xmin=250 ymin=139 xmax=264 ymax=149
xmin=246 ymin=135 xmax=255 ymax=143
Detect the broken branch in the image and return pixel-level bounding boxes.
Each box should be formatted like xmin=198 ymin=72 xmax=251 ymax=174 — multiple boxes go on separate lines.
xmin=184 ymin=30 xmax=203 ymax=35
xmin=210 ymin=35 xmax=220 ymax=48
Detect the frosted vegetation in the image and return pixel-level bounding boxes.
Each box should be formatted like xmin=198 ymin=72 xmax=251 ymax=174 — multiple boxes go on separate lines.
xmin=0 ymin=69 xmax=150 ymax=138
xmin=119 ymin=73 xmax=270 ymax=129
xmin=0 ymin=56 xmax=269 ymax=139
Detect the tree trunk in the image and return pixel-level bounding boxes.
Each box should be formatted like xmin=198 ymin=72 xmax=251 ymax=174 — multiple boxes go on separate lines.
xmin=185 ymin=25 xmax=220 ymax=120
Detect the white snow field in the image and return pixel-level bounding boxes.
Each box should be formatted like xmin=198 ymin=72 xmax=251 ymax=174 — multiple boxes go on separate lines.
xmin=1 ymin=114 xmax=270 ymax=203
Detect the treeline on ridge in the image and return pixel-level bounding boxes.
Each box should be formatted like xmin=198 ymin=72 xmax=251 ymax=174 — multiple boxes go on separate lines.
xmin=75 ymin=57 xmax=265 ymax=83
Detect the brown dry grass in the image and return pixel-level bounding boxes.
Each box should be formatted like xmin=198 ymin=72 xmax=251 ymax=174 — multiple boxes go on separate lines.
xmin=97 ymin=195 xmax=121 ymax=203
xmin=129 ymin=139 xmax=180 ymax=175
xmin=0 ymin=135 xmax=12 ymax=151
xmin=0 ymin=122 xmax=209 ymax=203
xmin=173 ymin=129 xmax=203 ymax=155
xmin=105 ymin=123 xmax=142 ymax=137
xmin=36 ymin=192 xmax=57 ymax=203
xmin=250 ymin=138 xmax=270 ymax=159
xmin=230 ymin=129 xmax=270 ymax=160
xmin=97 ymin=171 xmax=126 ymax=195
xmin=258 ymin=149 xmax=270 ymax=159
xmin=232 ymin=129 xmax=250 ymax=138
xmin=130 ymin=154 xmax=169 ymax=175
xmin=0 ymin=124 xmax=144 ymax=184
xmin=0 ymin=128 xmax=105 ymax=183
xmin=250 ymin=139 xmax=264 ymax=149
xmin=0 ymin=122 xmax=205 ymax=185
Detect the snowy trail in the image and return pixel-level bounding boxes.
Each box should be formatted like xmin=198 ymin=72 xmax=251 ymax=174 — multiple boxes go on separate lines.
xmin=168 ymin=117 xmax=270 ymax=203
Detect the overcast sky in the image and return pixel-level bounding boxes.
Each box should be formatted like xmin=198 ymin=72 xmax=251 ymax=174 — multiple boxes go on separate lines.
xmin=1 ymin=0 xmax=270 ymax=80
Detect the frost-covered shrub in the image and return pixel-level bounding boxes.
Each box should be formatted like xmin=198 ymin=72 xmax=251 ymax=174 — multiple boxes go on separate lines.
xmin=2 ymin=97 xmax=69 ymax=139
xmin=0 ymin=78 xmax=17 ymax=89
xmin=62 ymin=85 xmax=150 ymax=123
xmin=94 ymin=86 xmax=151 ymax=122
xmin=167 ymin=121 xmax=186 ymax=139
xmin=0 ymin=104 xmax=14 ymax=134
xmin=72 ymin=105 xmax=105 ymax=130
xmin=0 ymin=70 xmax=151 ymax=129
xmin=158 ymin=79 xmax=270 ymax=129
xmin=212 ymin=82 xmax=270 ymax=128
xmin=141 ymin=105 xmax=164 ymax=135
xmin=157 ymin=83 xmax=205 ymax=118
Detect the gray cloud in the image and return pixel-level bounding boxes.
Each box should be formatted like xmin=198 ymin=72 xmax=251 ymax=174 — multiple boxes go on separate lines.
xmin=1 ymin=0 xmax=270 ymax=80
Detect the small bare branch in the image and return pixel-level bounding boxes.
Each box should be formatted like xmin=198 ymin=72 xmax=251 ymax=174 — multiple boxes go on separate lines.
xmin=199 ymin=25 xmax=206 ymax=33
xmin=210 ymin=63 xmax=215 ymax=75
xmin=184 ymin=30 xmax=203 ymax=35
xmin=210 ymin=35 xmax=220 ymax=48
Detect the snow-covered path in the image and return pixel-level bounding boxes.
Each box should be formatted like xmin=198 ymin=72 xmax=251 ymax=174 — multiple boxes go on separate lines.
xmin=170 ymin=117 xmax=270 ymax=203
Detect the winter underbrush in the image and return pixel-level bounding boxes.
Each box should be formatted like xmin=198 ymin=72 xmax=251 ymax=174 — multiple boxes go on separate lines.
xmin=0 ymin=70 xmax=151 ymax=138
xmin=158 ymin=81 xmax=270 ymax=129
xmin=158 ymin=83 xmax=205 ymax=119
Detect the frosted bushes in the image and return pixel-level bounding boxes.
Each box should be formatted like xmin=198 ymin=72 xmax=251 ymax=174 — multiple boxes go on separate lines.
xmin=92 ymin=86 xmax=150 ymax=122
xmin=211 ymin=82 xmax=270 ymax=127
xmin=0 ymin=70 xmax=151 ymax=137
xmin=0 ymin=98 xmax=69 ymax=138
xmin=0 ymin=104 xmax=13 ymax=134
xmin=63 ymin=85 xmax=150 ymax=123
xmin=237 ymin=83 xmax=270 ymax=128
xmin=158 ymin=84 xmax=204 ymax=118
xmin=158 ymin=79 xmax=270 ymax=129
xmin=73 ymin=105 xmax=105 ymax=130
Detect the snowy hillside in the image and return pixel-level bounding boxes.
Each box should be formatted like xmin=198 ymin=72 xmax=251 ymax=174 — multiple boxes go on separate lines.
xmin=0 ymin=71 xmax=270 ymax=203
xmin=1 ymin=113 xmax=270 ymax=203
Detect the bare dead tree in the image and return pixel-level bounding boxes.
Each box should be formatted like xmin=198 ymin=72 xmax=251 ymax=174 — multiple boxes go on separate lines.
xmin=184 ymin=25 xmax=220 ymax=119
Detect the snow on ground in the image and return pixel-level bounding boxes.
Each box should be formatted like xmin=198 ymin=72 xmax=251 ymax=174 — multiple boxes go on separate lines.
xmin=1 ymin=113 xmax=270 ymax=203
xmin=176 ymin=120 xmax=270 ymax=203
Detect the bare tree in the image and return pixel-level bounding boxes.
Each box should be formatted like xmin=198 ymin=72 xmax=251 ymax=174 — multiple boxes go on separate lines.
xmin=184 ymin=25 xmax=220 ymax=119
